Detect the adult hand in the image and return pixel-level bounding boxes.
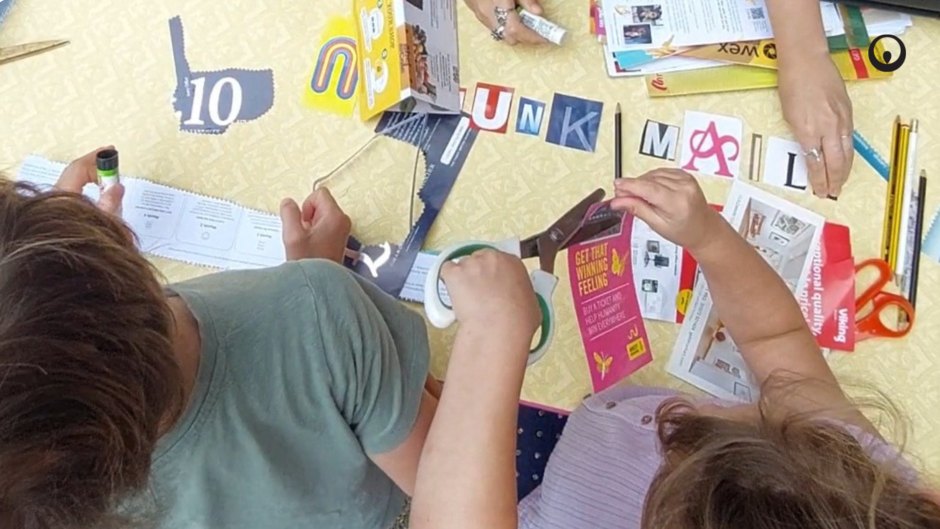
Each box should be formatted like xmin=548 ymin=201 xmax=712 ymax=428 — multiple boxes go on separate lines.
xmin=611 ymin=169 xmax=724 ymax=254
xmin=778 ymin=51 xmax=854 ymax=198
xmin=56 ymin=146 xmax=125 ymax=216
xmin=280 ymin=187 xmax=352 ymax=263
xmin=440 ymin=249 xmax=540 ymax=342
xmin=463 ymin=0 xmax=548 ymax=45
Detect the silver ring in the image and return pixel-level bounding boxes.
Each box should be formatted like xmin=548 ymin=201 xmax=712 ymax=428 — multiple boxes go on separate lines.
xmin=803 ymin=147 xmax=822 ymax=163
xmin=494 ymin=6 xmax=512 ymax=25
xmin=491 ymin=25 xmax=506 ymax=41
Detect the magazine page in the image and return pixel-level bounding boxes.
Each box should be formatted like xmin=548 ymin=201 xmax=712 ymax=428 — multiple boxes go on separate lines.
xmin=398 ymin=0 xmax=461 ymax=112
xmin=668 ymin=181 xmax=825 ymax=402
xmin=603 ymin=0 xmax=774 ymax=53
xmin=602 ymin=0 xmax=845 ymax=70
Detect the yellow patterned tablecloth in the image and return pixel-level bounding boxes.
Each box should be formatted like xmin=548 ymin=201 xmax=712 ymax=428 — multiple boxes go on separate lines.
xmin=2 ymin=0 xmax=938 ymax=477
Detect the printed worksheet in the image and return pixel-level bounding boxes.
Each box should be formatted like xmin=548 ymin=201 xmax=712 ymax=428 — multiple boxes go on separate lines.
xmin=602 ymin=0 xmax=844 ymax=69
xmin=17 ymin=155 xmax=450 ymax=299
xmin=17 ymin=156 xmax=286 ymax=270
xmin=668 ymin=181 xmax=825 ymax=403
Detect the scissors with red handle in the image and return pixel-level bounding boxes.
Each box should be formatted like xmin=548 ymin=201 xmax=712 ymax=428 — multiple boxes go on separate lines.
xmin=855 ymin=258 xmax=915 ymax=341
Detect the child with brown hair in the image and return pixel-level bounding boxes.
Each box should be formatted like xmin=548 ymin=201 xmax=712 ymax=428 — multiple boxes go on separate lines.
xmin=411 ymin=169 xmax=940 ymax=529
xmin=0 ymin=148 xmax=439 ymax=529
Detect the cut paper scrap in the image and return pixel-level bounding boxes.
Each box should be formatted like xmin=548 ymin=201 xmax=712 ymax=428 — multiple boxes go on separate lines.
xmin=169 ymin=16 xmax=274 ymax=135
xmin=631 ymin=215 xmax=701 ymax=324
xmin=639 ymin=120 xmax=679 ymax=161
xmin=633 ymin=204 xmax=724 ymax=325
xmin=762 ymin=136 xmax=809 ymax=192
xmin=546 ymin=93 xmax=603 ymax=153
xmin=646 ymin=66 xmax=777 ymax=97
xmin=680 ymin=110 xmax=742 ymax=179
xmin=348 ymin=110 xmax=479 ymax=298
xmin=924 ymin=205 xmax=940 ymax=264
xmin=470 ymin=83 xmax=515 ymax=133
xmin=567 ymin=202 xmax=652 ymax=393
xmin=302 ymin=15 xmax=359 ymax=117
xmin=397 ymin=251 xmax=450 ymax=304
xmin=515 ymin=97 xmax=546 ymax=137
xmin=748 ymin=134 xmax=763 ymax=181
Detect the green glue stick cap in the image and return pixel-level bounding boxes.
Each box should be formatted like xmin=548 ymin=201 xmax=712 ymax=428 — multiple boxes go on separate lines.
xmin=96 ymin=149 xmax=119 ymax=185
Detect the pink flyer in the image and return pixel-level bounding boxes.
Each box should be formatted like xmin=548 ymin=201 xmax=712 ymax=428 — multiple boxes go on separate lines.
xmin=567 ymin=203 xmax=653 ymax=393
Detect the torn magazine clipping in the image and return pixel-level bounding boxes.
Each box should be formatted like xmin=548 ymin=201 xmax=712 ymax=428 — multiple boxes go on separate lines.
xmin=169 ymin=16 xmax=275 ymax=135
xmin=348 ymin=109 xmax=479 ymax=298
xmin=668 ymin=181 xmax=825 ymax=403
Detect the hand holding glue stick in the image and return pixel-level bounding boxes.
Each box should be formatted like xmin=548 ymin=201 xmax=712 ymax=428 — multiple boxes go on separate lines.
xmin=54 ymin=147 xmax=124 ymax=216
xmin=463 ymin=0 xmax=562 ymax=45
xmin=96 ymin=148 xmax=120 ymax=189
xmin=517 ymin=8 xmax=567 ymax=45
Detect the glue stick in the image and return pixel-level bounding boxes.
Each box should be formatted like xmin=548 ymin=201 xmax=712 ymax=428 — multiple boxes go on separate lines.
xmin=96 ymin=149 xmax=120 ymax=189
xmin=518 ymin=8 xmax=567 ymax=45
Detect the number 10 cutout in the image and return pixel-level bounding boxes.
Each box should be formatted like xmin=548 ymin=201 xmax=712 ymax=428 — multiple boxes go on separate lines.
xmin=169 ymin=16 xmax=275 ymax=134
xmin=183 ymin=77 xmax=244 ymax=127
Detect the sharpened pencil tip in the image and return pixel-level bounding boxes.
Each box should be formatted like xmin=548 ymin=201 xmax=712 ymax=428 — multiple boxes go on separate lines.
xmin=616 ymin=102 xmax=621 ymax=113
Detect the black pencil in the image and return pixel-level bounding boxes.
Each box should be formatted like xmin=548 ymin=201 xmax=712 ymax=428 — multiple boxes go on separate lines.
xmin=614 ymin=102 xmax=622 ymax=179
xmin=907 ymin=172 xmax=928 ymax=308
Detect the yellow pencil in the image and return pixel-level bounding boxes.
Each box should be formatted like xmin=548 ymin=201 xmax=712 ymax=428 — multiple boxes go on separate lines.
xmin=881 ymin=116 xmax=902 ymax=262
xmin=888 ymin=124 xmax=910 ymax=271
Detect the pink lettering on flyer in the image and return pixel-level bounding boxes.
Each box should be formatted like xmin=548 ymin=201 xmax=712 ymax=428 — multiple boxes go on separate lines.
xmin=567 ymin=203 xmax=652 ymax=393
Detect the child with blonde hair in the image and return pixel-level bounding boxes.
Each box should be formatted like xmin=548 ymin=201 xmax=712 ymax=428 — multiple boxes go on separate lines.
xmin=411 ymin=169 xmax=940 ymax=529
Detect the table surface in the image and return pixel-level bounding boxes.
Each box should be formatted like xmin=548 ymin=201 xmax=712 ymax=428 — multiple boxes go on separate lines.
xmin=2 ymin=0 xmax=938 ymax=476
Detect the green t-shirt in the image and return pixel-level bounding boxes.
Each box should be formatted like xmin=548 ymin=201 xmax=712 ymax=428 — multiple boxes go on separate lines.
xmin=149 ymin=260 xmax=430 ymax=529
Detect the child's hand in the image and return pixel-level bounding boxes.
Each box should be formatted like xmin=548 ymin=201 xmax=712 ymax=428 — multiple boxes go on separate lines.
xmin=280 ymin=187 xmax=352 ymax=263
xmin=611 ymin=169 xmax=724 ymax=253
xmin=440 ymin=249 xmax=541 ymax=341
xmin=56 ymin=147 xmax=125 ymax=215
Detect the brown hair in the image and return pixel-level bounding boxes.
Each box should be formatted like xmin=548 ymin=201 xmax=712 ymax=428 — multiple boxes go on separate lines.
xmin=0 ymin=179 xmax=183 ymax=528
xmin=642 ymin=385 xmax=940 ymax=529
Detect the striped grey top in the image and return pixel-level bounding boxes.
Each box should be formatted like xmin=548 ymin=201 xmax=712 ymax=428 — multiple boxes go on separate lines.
xmin=518 ymin=386 xmax=916 ymax=529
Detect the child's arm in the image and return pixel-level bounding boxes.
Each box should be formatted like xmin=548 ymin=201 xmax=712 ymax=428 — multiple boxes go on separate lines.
xmin=410 ymin=250 xmax=539 ymax=529
xmin=369 ymin=390 xmax=438 ymax=496
xmin=372 ymin=376 xmax=446 ymax=487
xmin=613 ymin=171 xmax=870 ymax=429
